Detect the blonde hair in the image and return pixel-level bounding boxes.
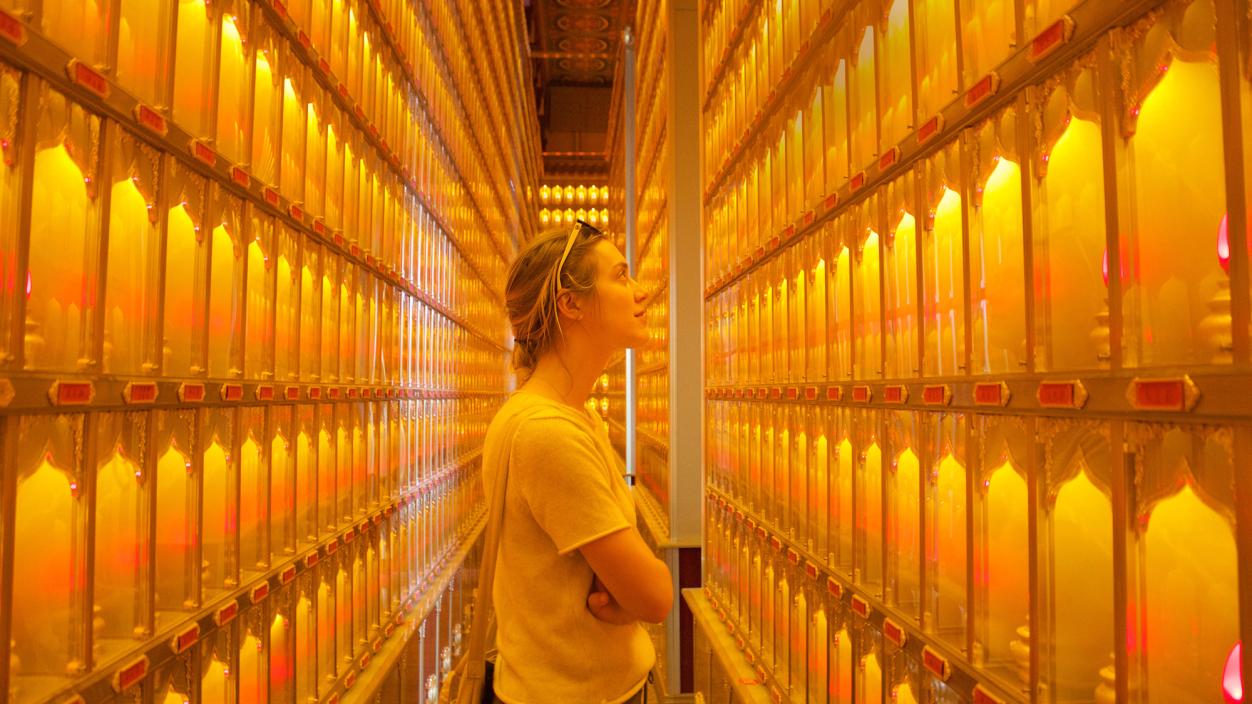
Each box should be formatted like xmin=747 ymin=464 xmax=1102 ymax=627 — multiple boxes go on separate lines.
xmin=506 ymin=224 xmax=607 ymax=378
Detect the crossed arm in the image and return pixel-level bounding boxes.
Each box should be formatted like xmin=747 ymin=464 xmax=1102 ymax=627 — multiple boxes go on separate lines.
xmin=579 ymin=526 xmax=673 ymax=624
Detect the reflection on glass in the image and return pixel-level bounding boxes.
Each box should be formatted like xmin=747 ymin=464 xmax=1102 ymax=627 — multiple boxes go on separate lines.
xmin=1035 ymin=112 xmax=1108 ymax=370
xmin=924 ymin=187 xmax=964 ymax=376
xmin=172 ymin=0 xmax=213 ymax=138
xmin=12 ymin=415 xmax=82 ymax=701
xmin=978 ymin=459 xmax=1029 ymax=673
xmin=885 ymin=210 xmax=918 ymax=378
xmin=960 ymin=0 xmax=1016 ymax=82
xmin=914 ymin=0 xmax=958 ymax=118
xmin=849 ymin=27 xmax=876 ymax=171
xmin=1125 ymin=57 xmax=1227 ymax=366
xmin=117 ymin=0 xmax=171 ymax=106
xmin=41 ymin=0 xmax=108 ymax=63
xmin=853 ymin=228 xmax=882 ymax=379
xmin=879 ymin=0 xmax=913 ymax=147
xmin=93 ymin=414 xmax=146 ymax=662
xmin=971 ymin=156 xmax=1027 ymax=374
xmin=217 ymin=12 xmax=251 ymax=164
xmin=27 ymin=133 xmax=98 ymax=372
xmin=103 ymin=137 xmax=159 ymax=375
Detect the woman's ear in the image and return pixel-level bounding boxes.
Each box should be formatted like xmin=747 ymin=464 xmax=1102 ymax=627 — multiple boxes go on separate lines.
xmin=556 ymin=290 xmax=584 ymax=320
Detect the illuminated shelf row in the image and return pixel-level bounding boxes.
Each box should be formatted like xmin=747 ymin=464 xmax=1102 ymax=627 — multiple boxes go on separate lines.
xmin=701 ymin=397 xmax=1244 ymax=702
xmin=2 ymin=0 xmax=515 ymax=303
xmin=0 ymin=400 xmax=491 ymax=703
xmin=0 ymin=63 xmax=509 ymax=384
xmin=699 ymin=368 xmax=1252 ymax=419
xmin=419 ymin=2 xmax=521 ymax=260
xmin=539 ymin=183 xmax=611 ymax=206
xmin=706 ymin=1 xmax=1251 ymax=383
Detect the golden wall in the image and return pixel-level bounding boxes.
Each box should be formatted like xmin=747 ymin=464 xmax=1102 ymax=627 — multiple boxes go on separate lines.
xmin=695 ymin=0 xmax=1252 ymax=702
xmin=0 ymin=0 xmax=535 ymax=702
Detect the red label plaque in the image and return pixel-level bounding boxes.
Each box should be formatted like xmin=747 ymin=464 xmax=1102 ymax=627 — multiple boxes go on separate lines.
xmin=1036 ymin=380 xmax=1088 ymax=409
xmin=264 ymin=188 xmax=281 ymax=207
xmin=806 ymin=561 xmax=819 ymax=580
xmin=221 ymin=384 xmax=243 ymax=402
xmin=67 ymin=60 xmax=110 ymax=99
xmin=827 ymin=386 xmax=843 ymax=401
xmin=851 ymin=385 xmax=871 ymax=403
xmin=922 ymin=646 xmax=950 ymax=680
xmin=50 ymin=381 xmax=95 ymax=406
xmin=883 ymin=618 xmax=906 ymax=647
xmin=824 ymin=193 xmax=839 ymax=211
xmin=251 ymin=583 xmax=269 ymax=603
xmin=215 ymin=602 xmax=238 ymax=626
xmin=256 ymin=385 xmax=275 ymax=401
xmin=281 ymin=566 xmax=297 ymax=584
xmin=786 ymin=387 xmax=798 ymax=400
xmin=190 ymin=140 xmax=217 ymax=167
xmin=122 ymin=382 xmax=158 ymax=405
xmin=883 ymin=385 xmax=907 ymax=404
xmin=112 ymin=656 xmax=149 ymax=692
xmin=851 ymin=595 xmax=869 ymax=617
xmin=922 ymin=384 xmax=951 ymax=406
xmin=917 ymin=114 xmax=944 ymax=145
xmin=285 ymin=386 xmax=300 ymax=401
xmin=171 ymin=624 xmax=200 ymax=654
xmin=974 ymin=381 xmax=1010 ymax=406
xmin=308 ymin=386 xmax=322 ymax=400
xmin=305 ymin=552 xmax=319 ymax=568
xmin=289 ymin=203 xmax=304 ymax=221
xmin=1128 ymin=376 xmax=1199 ymax=412
xmin=1028 ymin=16 xmax=1074 ymax=62
xmin=965 ymin=73 xmax=1001 ymax=108
xmin=850 ymin=171 xmax=867 ymax=192
xmin=879 ymin=147 xmax=900 ymax=172
xmin=787 ymin=548 xmax=800 ymax=565
xmin=0 ymin=9 xmax=26 ymax=45
xmin=178 ymin=383 xmax=205 ymax=403
xmin=134 ymin=104 xmax=168 ymax=136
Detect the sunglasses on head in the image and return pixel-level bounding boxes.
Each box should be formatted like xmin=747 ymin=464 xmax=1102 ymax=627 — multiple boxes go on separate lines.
xmin=555 ymin=219 xmax=604 ymax=283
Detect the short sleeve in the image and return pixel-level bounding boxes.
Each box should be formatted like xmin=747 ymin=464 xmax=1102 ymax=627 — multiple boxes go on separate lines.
xmin=510 ymin=415 xmax=631 ymax=555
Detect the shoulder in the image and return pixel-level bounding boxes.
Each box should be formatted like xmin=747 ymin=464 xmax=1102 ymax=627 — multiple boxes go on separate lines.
xmin=512 ymin=411 xmax=598 ymax=454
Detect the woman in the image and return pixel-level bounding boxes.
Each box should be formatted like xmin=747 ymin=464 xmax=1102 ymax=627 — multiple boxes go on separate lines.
xmin=480 ymin=221 xmax=673 ymax=704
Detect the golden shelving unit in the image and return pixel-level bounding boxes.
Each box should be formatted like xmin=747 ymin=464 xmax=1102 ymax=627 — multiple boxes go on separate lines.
xmin=0 ymin=0 xmax=536 ymax=702
xmin=697 ymin=0 xmax=1252 ymax=702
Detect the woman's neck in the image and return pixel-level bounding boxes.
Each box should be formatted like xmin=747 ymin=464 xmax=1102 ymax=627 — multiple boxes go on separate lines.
xmin=525 ymin=341 xmax=608 ymax=409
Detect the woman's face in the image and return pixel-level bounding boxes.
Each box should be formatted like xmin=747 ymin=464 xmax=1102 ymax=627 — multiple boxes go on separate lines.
xmin=582 ymin=239 xmax=650 ymax=349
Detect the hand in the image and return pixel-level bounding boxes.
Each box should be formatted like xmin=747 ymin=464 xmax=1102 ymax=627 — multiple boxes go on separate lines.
xmin=587 ymin=575 xmax=636 ymax=625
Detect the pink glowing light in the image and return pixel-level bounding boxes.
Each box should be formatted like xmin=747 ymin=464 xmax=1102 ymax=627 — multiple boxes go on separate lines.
xmin=1218 ymin=213 xmax=1230 ymax=275
xmin=1225 ymin=641 xmax=1243 ymax=704
xmin=1102 ymin=249 xmax=1109 ymax=287
xmin=25 ymin=270 xmax=31 ymax=299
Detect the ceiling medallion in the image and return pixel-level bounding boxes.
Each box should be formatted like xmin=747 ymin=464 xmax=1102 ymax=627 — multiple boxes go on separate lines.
xmin=555 ymin=13 xmax=612 ymax=33
xmin=558 ymin=36 xmax=610 ymax=53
